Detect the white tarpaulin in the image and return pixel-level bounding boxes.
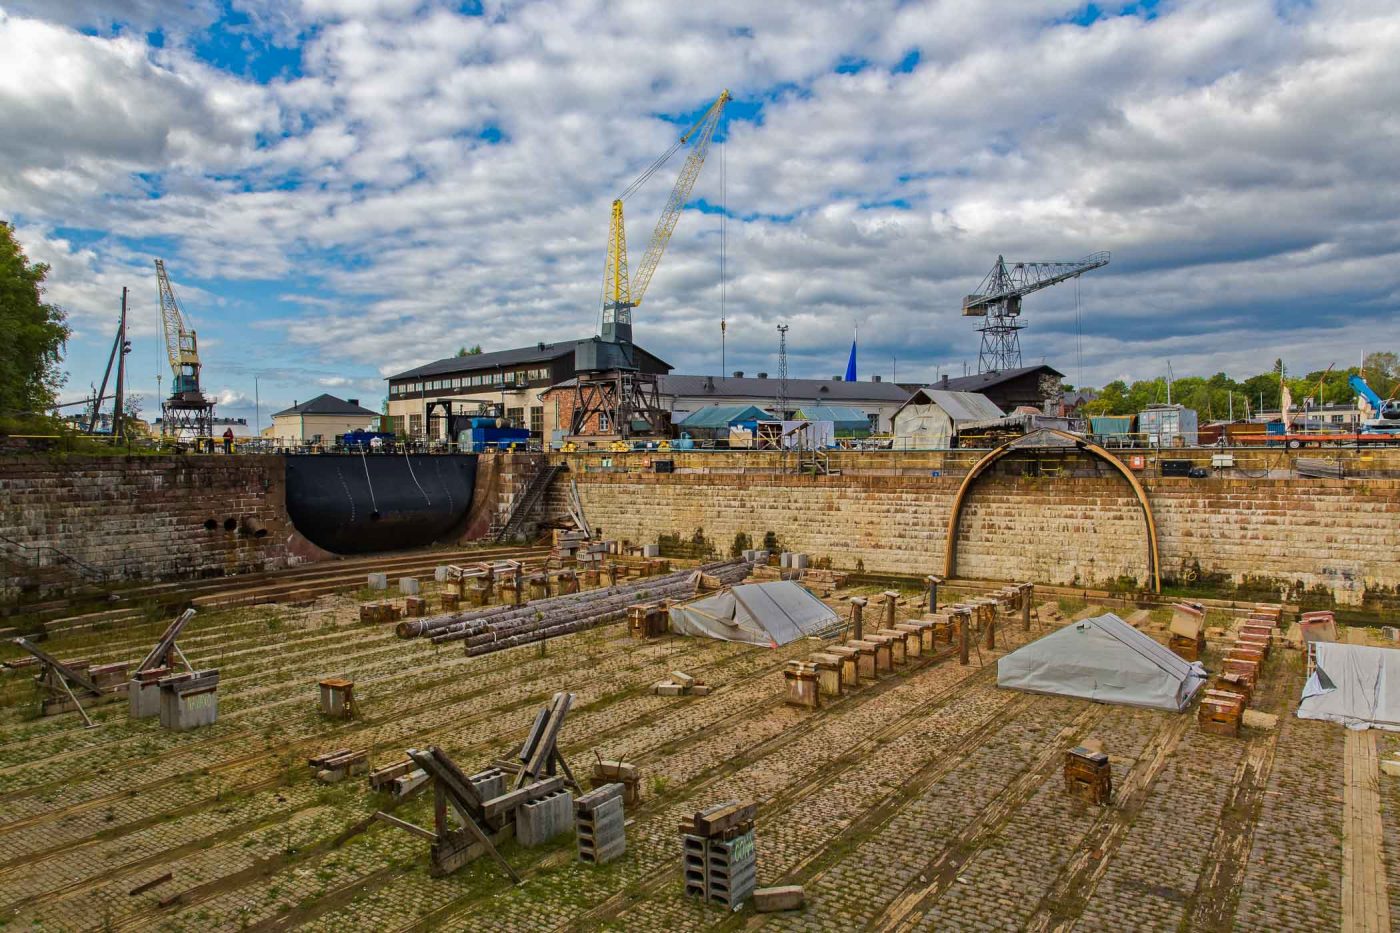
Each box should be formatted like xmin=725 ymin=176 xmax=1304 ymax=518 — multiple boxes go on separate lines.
xmin=997 ymin=612 xmax=1207 ymax=711
xmin=1296 ymin=642 xmax=1400 ymax=731
xmin=668 ymin=581 xmax=840 ymax=647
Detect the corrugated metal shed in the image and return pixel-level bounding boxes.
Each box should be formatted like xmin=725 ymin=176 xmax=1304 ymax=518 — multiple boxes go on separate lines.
xmin=896 ymin=389 xmax=1003 ymax=423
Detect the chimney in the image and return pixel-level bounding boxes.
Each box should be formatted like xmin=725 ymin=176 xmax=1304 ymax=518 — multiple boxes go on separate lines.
xmin=757 ymin=372 xmax=768 ymax=379
xmin=704 ymin=376 xmax=715 ymax=392
xmin=348 ymin=398 xmax=359 ymax=406
xmin=733 ymin=371 xmax=744 ymax=378
xmin=940 ymin=374 xmax=950 ymax=388
xmin=872 ymin=375 xmax=881 ymax=383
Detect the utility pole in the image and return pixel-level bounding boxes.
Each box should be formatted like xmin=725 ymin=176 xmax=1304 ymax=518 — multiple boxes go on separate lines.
xmin=721 ymin=317 xmax=726 ymax=377
xmin=776 ymin=324 xmax=789 ymax=418
xmin=112 ymin=287 xmax=129 ymax=442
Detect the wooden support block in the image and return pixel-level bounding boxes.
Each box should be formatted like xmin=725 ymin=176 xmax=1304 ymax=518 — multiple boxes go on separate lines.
xmin=1064 ymin=747 xmax=1112 ymax=805
xmin=875 ymin=630 xmax=906 ymax=666
xmin=481 ymin=776 xmax=567 ymax=821
xmin=783 ymin=661 xmax=820 ymax=709
xmin=692 ymin=800 xmax=757 ymax=837
xmin=847 ymin=641 xmax=879 ymax=681
xmin=825 ymin=645 xmax=861 ymax=687
xmin=808 ymin=653 xmax=844 ymax=696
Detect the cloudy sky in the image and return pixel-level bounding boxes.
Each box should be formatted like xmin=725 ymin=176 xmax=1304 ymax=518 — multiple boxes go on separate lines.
xmin=3 ymin=0 xmax=1398 ymax=425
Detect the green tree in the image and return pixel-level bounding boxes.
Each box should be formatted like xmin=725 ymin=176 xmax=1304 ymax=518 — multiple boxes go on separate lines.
xmin=456 ymin=344 xmax=483 ymax=357
xmin=0 ymin=224 xmax=69 ymax=417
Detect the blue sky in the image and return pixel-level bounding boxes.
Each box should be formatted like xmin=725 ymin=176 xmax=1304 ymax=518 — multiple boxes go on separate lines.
xmin=2 ymin=0 xmax=1398 ymax=428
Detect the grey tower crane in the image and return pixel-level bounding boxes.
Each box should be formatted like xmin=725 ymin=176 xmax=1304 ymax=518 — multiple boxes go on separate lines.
xmin=962 ymin=251 xmax=1110 ymax=373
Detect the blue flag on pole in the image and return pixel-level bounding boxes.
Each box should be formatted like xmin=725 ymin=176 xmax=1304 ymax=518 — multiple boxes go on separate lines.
xmin=845 ymin=340 xmax=857 ymax=382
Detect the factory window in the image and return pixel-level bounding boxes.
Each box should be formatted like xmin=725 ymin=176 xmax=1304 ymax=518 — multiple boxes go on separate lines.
xmin=506 ymin=407 xmax=524 ymax=429
xmin=530 ymin=406 xmax=544 ymax=436
xmin=598 ymin=412 xmax=610 ymax=433
xmin=1333 ymin=415 xmax=1345 ymax=423
xmin=383 ymin=415 xmax=404 ymax=436
xmin=453 ymin=377 xmax=464 ymax=389
xmin=413 ymin=382 xmax=423 ymax=393
xmin=409 ymin=414 xmax=422 ymax=437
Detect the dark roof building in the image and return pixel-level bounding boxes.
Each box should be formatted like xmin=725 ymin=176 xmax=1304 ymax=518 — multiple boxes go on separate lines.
xmin=921 ymin=365 xmax=1065 ymax=412
xmin=271 ymin=394 xmax=378 ymax=418
xmin=386 ymin=338 xmax=671 ymax=391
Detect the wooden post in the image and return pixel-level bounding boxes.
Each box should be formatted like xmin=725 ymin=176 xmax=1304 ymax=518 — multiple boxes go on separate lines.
xmin=926 ymin=575 xmax=941 ymax=613
xmin=882 ymin=591 xmax=898 ymax=629
xmin=849 ymin=597 xmax=866 ymax=642
xmin=958 ymin=612 xmax=969 ymax=666
xmin=985 ymin=614 xmax=996 ymax=651
xmin=1021 ymin=584 xmax=1032 ymax=630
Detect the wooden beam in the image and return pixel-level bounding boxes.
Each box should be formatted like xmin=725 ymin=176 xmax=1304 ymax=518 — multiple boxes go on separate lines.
xmin=13 ymin=638 xmax=103 ymax=695
xmin=481 ymin=776 xmax=565 ymax=821
xmin=374 ymin=811 xmax=438 ymax=842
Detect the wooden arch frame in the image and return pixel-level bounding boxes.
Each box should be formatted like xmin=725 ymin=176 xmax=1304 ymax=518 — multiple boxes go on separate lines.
xmin=943 ymin=429 xmax=1161 ymax=594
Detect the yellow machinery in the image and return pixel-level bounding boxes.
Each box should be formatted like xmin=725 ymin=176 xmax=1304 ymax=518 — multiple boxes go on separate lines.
xmin=599 ymin=89 xmax=730 ymax=345
xmin=155 ymin=259 xmax=214 ymax=439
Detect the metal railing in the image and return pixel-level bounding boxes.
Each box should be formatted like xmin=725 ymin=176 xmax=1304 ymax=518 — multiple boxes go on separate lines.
xmin=0 ymin=533 xmax=109 ymax=585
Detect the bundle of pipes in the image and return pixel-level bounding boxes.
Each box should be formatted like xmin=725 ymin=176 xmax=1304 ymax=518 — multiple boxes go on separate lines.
xmin=400 ymin=560 xmax=750 ymax=655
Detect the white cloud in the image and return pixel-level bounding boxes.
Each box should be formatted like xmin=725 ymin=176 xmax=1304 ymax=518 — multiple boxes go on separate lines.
xmin=6 ymin=0 xmax=1400 ymax=406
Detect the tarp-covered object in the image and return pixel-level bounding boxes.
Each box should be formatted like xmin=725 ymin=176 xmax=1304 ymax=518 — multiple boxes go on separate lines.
xmin=669 ymin=581 xmax=840 ymax=647
xmin=997 ymin=612 xmax=1207 ymax=711
xmin=1297 ymin=642 xmax=1400 ymax=731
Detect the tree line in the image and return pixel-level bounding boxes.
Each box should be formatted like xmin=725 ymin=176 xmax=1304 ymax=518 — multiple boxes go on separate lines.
xmin=1077 ymin=355 xmax=1399 ymax=420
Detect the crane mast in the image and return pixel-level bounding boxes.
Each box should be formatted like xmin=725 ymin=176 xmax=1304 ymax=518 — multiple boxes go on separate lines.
xmin=962 ymin=251 xmax=1110 ymax=373
xmin=601 ymin=89 xmax=730 ymax=347
xmin=155 ymin=259 xmax=215 ymax=441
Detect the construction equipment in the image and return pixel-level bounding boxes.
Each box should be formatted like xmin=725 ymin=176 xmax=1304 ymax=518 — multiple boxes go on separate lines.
xmin=155 ymin=259 xmax=215 ymax=441
xmin=962 ymin=252 xmax=1110 ymax=373
xmin=1348 ymin=374 xmax=1400 ymax=432
xmin=86 ymin=288 xmax=132 ymax=438
xmin=572 ymin=90 xmax=730 ymax=438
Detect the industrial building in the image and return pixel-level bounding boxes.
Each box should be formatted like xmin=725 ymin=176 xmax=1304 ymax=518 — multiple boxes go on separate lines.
xmin=267 ymin=394 xmax=379 ymax=445
xmin=384 ymin=339 xmax=672 ymax=441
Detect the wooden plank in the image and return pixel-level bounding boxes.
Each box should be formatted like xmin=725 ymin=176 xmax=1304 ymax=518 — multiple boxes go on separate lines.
xmin=374 ymin=810 xmax=438 ymax=842
xmin=481 ymin=776 xmax=565 ymax=821
xmin=693 ymin=800 xmax=757 ymax=837
xmin=13 ymin=638 xmax=103 ymax=695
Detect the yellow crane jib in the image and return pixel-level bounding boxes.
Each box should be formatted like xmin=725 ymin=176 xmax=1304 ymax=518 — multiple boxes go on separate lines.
xmin=601 ymin=89 xmax=730 ymax=345
xmin=155 ymin=259 xmax=203 ymax=398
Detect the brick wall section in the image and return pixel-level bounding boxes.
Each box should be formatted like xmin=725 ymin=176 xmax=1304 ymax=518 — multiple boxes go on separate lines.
xmin=547 ymin=450 xmax=1400 ymax=605
xmin=0 ymin=455 xmax=293 ymax=597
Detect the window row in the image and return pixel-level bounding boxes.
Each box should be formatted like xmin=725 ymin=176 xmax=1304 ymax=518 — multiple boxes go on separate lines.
xmin=389 ymin=367 xmax=551 ymax=397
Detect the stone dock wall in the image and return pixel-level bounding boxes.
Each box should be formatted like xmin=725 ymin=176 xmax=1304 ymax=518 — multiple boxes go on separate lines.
xmin=545 ymin=448 xmax=1400 ymax=608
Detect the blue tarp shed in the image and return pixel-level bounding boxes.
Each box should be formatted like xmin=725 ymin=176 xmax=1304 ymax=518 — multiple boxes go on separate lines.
xmin=675 ymin=405 xmax=775 ymax=432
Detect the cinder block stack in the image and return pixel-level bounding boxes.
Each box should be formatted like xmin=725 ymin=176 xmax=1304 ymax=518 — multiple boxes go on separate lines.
xmin=681 ymin=800 xmax=757 ymax=909
xmin=575 ymin=783 xmax=626 ymax=864
xmin=516 ymin=788 xmax=574 ymax=847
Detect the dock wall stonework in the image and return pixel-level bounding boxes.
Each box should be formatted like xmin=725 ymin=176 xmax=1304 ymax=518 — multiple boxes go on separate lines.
xmin=545 ymin=449 xmax=1400 ymax=607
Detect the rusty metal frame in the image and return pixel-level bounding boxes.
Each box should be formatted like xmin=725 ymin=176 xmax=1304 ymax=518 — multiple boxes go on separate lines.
xmin=943 ymin=430 xmax=1161 ymax=593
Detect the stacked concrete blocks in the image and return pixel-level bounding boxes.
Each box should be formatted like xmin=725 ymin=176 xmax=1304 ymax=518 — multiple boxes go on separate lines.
xmin=575 ymin=783 xmax=626 ymax=864
xmin=681 ymin=800 xmax=758 ymax=909
xmin=516 ymin=788 xmax=574 ymax=847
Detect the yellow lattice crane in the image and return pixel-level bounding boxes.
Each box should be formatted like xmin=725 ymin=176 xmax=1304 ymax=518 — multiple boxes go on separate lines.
xmin=155 ymin=258 xmax=214 ymax=439
xmin=600 ymin=89 xmax=730 ymax=346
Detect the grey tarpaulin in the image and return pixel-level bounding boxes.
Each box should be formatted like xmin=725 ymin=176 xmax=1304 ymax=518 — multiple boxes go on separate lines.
xmin=996 ymin=612 xmax=1207 ymax=711
xmin=1297 ymin=642 xmax=1400 ymax=731
xmin=668 ymin=581 xmax=841 ymax=647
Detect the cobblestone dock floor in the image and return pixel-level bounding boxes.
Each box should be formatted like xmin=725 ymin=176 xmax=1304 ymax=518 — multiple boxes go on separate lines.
xmin=0 ymin=590 xmax=1389 ymax=931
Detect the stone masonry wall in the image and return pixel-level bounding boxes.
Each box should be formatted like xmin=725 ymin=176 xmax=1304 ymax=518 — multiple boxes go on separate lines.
xmin=546 ymin=449 xmax=1400 ymax=606
xmin=0 ymin=454 xmax=294 ymax=598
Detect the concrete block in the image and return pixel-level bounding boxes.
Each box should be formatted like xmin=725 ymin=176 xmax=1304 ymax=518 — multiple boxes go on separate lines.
xmin=690 ymin=684 xmax=713 ymax=696
xmin=1242 ymin=709 xmax=1278 ymax=730
xmin=399 ymin=576 xmax=420 ymax=595
xmin=753 ymin=885 xmax=805 ymax=912
xmin=1381 ymin=759 xmax=1400 ymax=778
xmin=655 ymin=683 xmax=684 ymax=696
xmin=517 ymin=789 xmax=573 ymax=847
xmin=367 ymin=573 xmax=387 ymax=590
xmin=670 ymin=670 xmax=695 ymax=688
xmin=434 ymin=565 xmax=451 ymax=582
xmin=157 ymin=670 xmax=219 ymax=731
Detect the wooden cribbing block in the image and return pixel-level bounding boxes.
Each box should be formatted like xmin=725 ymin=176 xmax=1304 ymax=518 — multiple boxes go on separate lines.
xmin=825 ymin=645 xmax=861 ymax=688
xmin=876 ymin=630 xmax=907 ymax=665
xmin=847 ymin=641 xmax=879 ymax=682
xmin=691 ymin=800 xmax=757 ymax=838
xmin=1199 ymin=693 xmax=1244 ymax=737
xmin=864 ymin=634 xmax=895 ymax=673
xmin=369 ymin=759 xmax=417 ymax=789
xmin=1064 ymin=746 xmax=1111 ymax=805
xmin=783 ymin=661 xmax=820 ymax=709
xmin=808 ymin=653 xmax=844 ymax=697
xmin=894 ymin=623 xmax=923 ymax=658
